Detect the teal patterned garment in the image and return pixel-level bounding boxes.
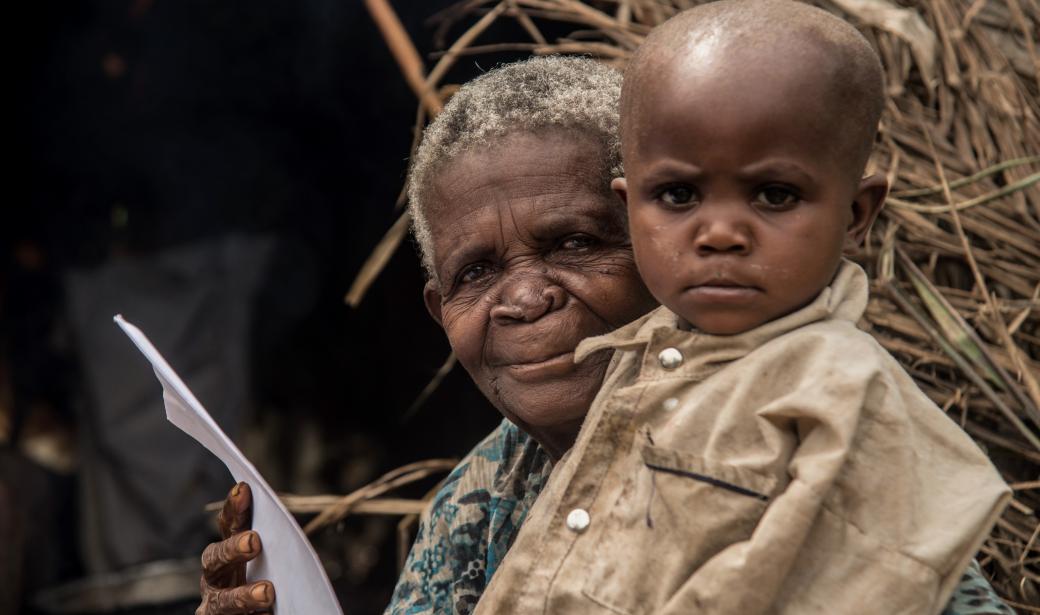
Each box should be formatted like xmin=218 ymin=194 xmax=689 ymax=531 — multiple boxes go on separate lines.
xmin=941 ymin=560 xmax=1017 ymax=615
xmin=386 ymin=420 xmax=1014 ymax=615
xmin=386 ymin=420 xmax=552 ymax=615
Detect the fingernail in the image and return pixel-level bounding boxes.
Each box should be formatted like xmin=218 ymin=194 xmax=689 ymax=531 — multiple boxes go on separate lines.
xmin=251 ymin=582 xmax=271 ymax=602
xmin=237 ymin=532 xmax=256 ymax=553
xmin=231 ymin=483 xmax=241 ymax=497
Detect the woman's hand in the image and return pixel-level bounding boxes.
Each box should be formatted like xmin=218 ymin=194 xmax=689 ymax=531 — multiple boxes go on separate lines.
xmin=197 ymin=482 xmax=276 ymax=615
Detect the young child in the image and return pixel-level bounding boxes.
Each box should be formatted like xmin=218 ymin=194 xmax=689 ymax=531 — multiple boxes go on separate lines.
xmin=472 ymin=2 xmax=1011 ymax=614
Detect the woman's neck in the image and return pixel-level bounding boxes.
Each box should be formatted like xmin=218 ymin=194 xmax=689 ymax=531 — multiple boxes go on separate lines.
xmin=523 ymin=417 xmax=583 ymax=462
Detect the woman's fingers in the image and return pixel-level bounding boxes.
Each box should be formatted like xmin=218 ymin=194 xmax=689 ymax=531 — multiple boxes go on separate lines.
xmin=198 ymin=484 xmax=267 ymax=615
xmin=202 ymin=530 xmax=262 ymax=587
xmin=196 ymin=581 xmax=275 ymax=615
xmin=218 ymin=482 xmax=253 ymax=538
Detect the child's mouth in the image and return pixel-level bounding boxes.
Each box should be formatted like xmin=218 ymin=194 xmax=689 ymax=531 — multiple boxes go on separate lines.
xmin=684 ymin=284 xmax=761 ymax=303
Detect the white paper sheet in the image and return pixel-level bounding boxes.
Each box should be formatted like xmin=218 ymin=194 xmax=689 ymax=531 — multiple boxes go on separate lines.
xmin=114 ymin=315 xmax=343 ymax=614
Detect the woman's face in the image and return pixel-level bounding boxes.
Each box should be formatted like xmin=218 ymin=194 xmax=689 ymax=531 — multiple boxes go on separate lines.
xmin=423 ymin=131 xmax=656 ymax=455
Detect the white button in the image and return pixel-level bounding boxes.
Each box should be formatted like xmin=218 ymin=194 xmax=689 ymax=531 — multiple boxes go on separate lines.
xmin=662 ymin=397 xmax=679 ymax=411
xmin=658 ymin=347 xmax=683 ymax=369
xmin=566 ymin=508 xmax=591 ymax=533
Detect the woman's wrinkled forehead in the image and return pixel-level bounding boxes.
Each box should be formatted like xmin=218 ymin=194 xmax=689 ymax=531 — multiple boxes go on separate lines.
xmin=430 ymin=131 xmax=611 ymax=203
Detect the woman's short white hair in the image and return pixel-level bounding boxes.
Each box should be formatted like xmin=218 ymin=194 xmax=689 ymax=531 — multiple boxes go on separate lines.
xmin=407 ymin=55 xmax=623 ymax=280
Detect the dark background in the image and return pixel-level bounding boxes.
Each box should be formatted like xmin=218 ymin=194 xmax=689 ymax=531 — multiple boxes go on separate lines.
xmin=3 ymin=0 xmax=552 ymax=611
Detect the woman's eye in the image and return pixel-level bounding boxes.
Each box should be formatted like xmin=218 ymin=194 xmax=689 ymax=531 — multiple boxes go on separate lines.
xmin=755 ymin=186 xmax=799 ymax=209
xmin=459 ymin=263 xmax=492 ymax=284
xmin=560 ymin=234 xmax=596 ymax=250
xmin=658 ymin=185 xmax=697 ymax=207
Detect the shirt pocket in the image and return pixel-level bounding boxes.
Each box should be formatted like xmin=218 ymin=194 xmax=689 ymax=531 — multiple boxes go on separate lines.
xmin=581 ymin=444 xmax=778 ymax=615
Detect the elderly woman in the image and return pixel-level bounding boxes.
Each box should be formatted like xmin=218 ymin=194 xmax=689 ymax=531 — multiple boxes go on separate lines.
xmin=195 ymin=57 xmax=1011 ymax=615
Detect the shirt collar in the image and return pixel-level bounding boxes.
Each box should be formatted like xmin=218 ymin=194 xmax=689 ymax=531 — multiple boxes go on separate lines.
xmin=576 ymin=259 xmax=869 ymax=371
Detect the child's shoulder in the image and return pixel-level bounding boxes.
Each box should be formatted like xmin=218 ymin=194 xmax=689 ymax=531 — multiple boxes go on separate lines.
xmin=757 ymin=317 xmax=888 ymax=372
xmin=749 ymin=318 xmax=945 ymax=416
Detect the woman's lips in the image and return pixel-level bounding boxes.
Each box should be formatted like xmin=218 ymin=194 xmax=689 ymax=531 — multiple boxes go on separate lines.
xmin=501 ymin=351 xmax=577 ymax=382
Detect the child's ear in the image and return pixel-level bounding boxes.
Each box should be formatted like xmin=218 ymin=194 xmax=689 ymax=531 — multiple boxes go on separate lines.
xmin=611 ymin=177 xmax=629 ymax=205
xmin=844 ymin=173 xmax=888 ymax=253
xmin=423 ymin=280 xmax=445 ymax=327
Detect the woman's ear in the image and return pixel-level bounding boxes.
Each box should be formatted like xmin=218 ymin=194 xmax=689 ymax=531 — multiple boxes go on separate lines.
xmin=611 ymin=177 xmax=629 ymax=206
xmin=423 ymin=280 xmax=444 ymax=327
xmin=844 ymin=173 xmax=888 ymax=253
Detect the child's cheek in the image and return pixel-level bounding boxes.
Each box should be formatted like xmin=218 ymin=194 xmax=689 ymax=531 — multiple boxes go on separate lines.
xmin=630 ymin=241 xmax=674 ymax=308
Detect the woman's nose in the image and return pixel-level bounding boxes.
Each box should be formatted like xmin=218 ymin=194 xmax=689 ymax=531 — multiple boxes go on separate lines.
xmin=490 ymin=275 xmax=567 ymax=324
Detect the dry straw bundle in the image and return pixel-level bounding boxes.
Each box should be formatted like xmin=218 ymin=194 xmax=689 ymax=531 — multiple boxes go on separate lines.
xmin=338 ymin=0 xmax=1040 ymax=607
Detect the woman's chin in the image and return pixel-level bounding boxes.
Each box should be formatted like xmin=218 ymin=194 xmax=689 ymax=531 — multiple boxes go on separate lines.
xmin=491 ymin=364 xmax=604 ymax=433
xmin=502 ymin=351 xmax=577 ymax=383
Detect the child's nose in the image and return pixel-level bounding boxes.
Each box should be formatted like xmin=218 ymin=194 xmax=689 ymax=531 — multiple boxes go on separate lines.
xmin=692 ymin=212 xmax=752 ymax=256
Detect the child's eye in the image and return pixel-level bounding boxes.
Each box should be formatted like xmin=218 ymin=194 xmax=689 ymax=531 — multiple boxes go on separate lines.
xmin=754 ymin=186 xmax=800 ymax=210
xmin=657 ymin=185 xmax=698 ymax=208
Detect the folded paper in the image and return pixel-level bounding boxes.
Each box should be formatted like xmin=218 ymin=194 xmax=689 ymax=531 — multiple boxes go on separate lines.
xmin=114 ymin=315 xmax=343 ymax=614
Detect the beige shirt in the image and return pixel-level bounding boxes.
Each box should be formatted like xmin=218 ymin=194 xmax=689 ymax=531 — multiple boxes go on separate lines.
xmin=473 ymin=261 xmax=1010 ymax=615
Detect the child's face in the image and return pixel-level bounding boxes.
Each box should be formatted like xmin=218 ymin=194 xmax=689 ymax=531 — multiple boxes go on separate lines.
xmin=616 ymin=52 xmax=885 ymax=335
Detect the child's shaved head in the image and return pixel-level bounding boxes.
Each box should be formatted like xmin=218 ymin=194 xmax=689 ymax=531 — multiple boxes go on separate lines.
xmin=622 ymin=0 xmax=884 ymax=179
xmin=614 ymin=0 xmax=889 ymax=335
